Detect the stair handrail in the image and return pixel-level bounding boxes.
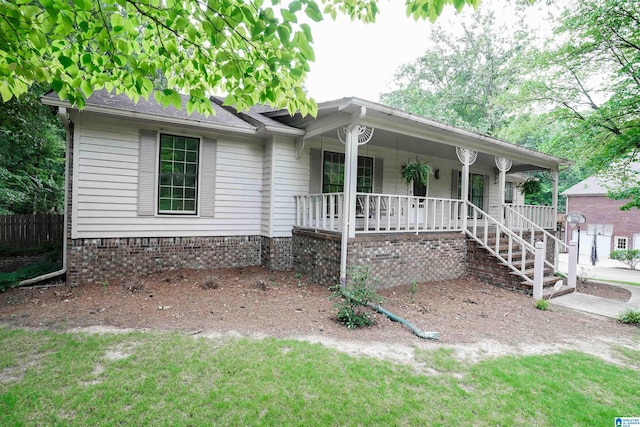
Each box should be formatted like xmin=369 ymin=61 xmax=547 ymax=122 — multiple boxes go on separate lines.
xmin=465 ymin=201 xmax=536 ymax=285
xmin=503 ymin=204 xmax=568 ymax=272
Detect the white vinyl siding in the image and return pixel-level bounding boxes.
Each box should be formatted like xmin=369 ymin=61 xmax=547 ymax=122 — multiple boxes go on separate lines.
xmin=71 ymin=115 xmax=263 ymax=238
xmin=261 ymin=138 xmax=273 ymax=235
xmin=270 ymin=136 xmax=309 ymax=237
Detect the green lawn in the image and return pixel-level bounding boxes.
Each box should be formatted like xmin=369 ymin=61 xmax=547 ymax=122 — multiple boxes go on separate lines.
xmin=1 ymin=327 xmax=639 ymax=426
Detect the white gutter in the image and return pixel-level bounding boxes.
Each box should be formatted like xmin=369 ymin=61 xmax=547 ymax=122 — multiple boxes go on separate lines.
xmin=41 ymin=98 xmax=258 ymax=135
xmin=19 ymin=107 xmax=70 ymax=286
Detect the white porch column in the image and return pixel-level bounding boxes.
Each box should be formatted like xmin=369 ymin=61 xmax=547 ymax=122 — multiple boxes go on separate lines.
xmin=338 ymin=114 xmax=374 ymax=286
xmin=551 ymin=168 xmax=559 ymax=224
xmin=340 ymin=124 xmax=358 ymax=286
xmin=495 ymin=156 xmax=513 ymax=225
xmin=551 ymin=168 xmax=560 ymax=268
xmin=456 ymin=147 xmax=478 ymax=230
xmin=345 ymin=126 xmax=359 ymax=239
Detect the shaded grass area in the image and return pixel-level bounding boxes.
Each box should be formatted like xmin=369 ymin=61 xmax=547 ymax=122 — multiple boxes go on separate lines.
xmin=0 ymin=260 xmax=62 ymax=291
xmin=1 ymin=327 xmax=639 ymax=426
xmin=0 ymin=245 xmax=62 ymax=291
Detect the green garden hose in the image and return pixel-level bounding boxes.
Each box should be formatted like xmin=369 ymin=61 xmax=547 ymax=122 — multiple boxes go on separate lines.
xmin=366 ymin=302 xmax=439 ymax=340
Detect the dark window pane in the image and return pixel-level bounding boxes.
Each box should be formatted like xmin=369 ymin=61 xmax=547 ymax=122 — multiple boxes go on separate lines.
xmin=186 ymin=139 xmax=198 ymax=151
xmin=159 ymin=198 xmax=172 ymax=211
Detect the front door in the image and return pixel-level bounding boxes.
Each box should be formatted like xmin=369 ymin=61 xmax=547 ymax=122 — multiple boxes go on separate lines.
xmin=458 ymin=172 xmax=485 ymax=209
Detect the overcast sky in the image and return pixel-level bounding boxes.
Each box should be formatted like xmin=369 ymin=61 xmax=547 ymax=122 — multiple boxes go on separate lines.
xmin=303 ymin=0 xmax=556 ymax=103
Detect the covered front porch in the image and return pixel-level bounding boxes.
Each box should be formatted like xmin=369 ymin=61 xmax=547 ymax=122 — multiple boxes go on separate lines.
xmin=267 ymin=97 xmax=574 ymax=294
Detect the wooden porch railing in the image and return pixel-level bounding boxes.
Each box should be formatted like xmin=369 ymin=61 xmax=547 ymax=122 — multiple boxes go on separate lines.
xmin=503 ymin=204 xmax=569 ymax=272
xmin=504 ymin=204 xmax=555 ymax=230
xmin=294 ymin=193 xmax=465 ymax=233
xmin=467 ymin=202 xmax=536 ymax=285
xmin=294 ymin=194 xmax=577 ymax=297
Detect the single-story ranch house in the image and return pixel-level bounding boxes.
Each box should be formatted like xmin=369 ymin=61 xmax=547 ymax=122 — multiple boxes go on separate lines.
xmin=42 ymin=91 xmax=574 ymax=296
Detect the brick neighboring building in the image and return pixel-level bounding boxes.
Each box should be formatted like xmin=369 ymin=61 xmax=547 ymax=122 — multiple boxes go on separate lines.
xmin=563 ymin=170 xmax=640 ymax=259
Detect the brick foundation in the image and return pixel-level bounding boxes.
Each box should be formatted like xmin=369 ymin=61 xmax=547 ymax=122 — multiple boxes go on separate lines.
xmin=292 ymin=228 xmax=467 ymax=288
xmin=292 ymin=229 xmax=341 ymax=287
xmin=67 ymin=236 xmax=264 ymax=286
xmin=261 ymin=236 xmax=292 ymax=270
xmin=348 ymin=232 xmax=467 ymax=288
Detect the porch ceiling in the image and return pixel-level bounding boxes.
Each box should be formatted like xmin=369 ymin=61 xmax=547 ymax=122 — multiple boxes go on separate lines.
xmin=266 ymin=97 xmax=572 ymax=173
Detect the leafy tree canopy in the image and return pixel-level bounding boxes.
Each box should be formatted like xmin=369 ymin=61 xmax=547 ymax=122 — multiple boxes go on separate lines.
xmin=380 ymin=7 xmax=529 ymax=136
xmin=0 ymin=84 xmax=65 ymax=214
xmin=0 ymin=0 xmax=482 ymax=117
xmin=519 ymin=0 xmax=640 ymax=207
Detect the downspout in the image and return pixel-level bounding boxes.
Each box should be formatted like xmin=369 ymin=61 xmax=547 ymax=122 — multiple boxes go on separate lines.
xmin=19 ymin=107 xmax=69 ymax=286
xmin=339 ymin=107 xmax=366 ymax=287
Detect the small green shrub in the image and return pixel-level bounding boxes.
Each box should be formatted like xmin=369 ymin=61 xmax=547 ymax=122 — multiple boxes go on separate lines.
xmin=329 ymin=266 xmax=383 ymax=329
xmin=535 ymin=299 xmax=549 ymax=311
xmin=610 ymin=249 xmax=640 ymax=270
xmin=409 ymin=280 xmax=418 ymax=296
xmin=618 ymin=308 xmax=640 ymax=324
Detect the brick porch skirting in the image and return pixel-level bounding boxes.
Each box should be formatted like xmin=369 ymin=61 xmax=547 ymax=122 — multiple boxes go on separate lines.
xmin=292 ymin=228 xmax=468 ymax=288
xmin=67 ymin=236 xmax=292 ymax=286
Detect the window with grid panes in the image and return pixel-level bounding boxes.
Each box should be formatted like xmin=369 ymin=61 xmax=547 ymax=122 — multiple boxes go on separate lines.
xmin=322 ymin=151 xmax=373 ymax=193
xmin=158 ymin=134 xmax=199 ymax=214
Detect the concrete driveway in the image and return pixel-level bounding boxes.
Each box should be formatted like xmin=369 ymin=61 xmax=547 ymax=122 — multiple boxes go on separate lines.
xmin=551 ymin=253 xmax=640 ymax=319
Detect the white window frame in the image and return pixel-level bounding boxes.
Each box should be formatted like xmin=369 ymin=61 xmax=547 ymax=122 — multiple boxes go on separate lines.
xmin=321 ymin=150 xmax=374 ymax=194
xmin=157 ymin=133 xmax=202 ymax=216
xmin=615 ymin=236 xmax=628 ymax=250
xmin=505 ymin=181 xmax=514 ymax=204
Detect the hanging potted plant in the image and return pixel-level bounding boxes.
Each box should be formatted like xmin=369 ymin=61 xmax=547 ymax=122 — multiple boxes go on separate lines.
xmin=517 ymin=178 xmax=543 ymax=204
xmin=402 ymin=158 xmax=432 ymax=197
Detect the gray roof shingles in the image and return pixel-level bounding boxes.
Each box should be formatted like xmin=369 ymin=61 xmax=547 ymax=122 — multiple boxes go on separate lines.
xmin=44 ymin=90 xmax=256 ymax=130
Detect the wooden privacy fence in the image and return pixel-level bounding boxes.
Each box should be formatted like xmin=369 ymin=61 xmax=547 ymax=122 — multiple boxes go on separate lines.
xmin=0 ymin=214 xmax=64 ymax=249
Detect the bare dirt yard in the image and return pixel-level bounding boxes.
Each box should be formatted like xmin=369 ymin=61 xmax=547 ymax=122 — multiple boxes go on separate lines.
xmin=1 ymin=266 xmax=638 ymax=365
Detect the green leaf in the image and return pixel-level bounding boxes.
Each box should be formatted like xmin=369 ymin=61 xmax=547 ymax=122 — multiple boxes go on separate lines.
xmin=80 ymin=80 xmax=93 ymax=98
xmin=453 ymin=0 xmax=466 ymax=12
xmin=21 ymin=6 xmax=42 ymax=19
xmin=277 ymin=25 xmax=291 ymax=44
xmin=58 ymin=55 xmax=73 ymax=68
xmin=305 ymin=3 xmax=323 ymax=22
xmin=81 ymin=53 xmax=92 ymax=66
xmin=111 ymin=13 xmax=124 ymax=33
xmin=281 ymin=9 xmax=297 ymax=23
xmin=28 ymin=30 xmax=46 ymax=49
xmin=289 ymin=1 xmax=302 ymax=13
xmin=0 ymin=82 xmax=13 ymax=102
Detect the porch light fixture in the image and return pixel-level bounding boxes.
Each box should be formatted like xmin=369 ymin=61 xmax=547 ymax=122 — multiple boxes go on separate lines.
xmin=434 ymin=169 xmax=440 ymax=179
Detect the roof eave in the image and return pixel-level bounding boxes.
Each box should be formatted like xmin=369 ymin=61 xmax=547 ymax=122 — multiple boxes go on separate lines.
xmin=42 ymin=96 xmax=259 ymax=135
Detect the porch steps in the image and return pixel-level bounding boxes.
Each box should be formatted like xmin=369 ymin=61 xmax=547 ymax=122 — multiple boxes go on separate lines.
xmin=487 ymin=235 xmax=575 ymax=298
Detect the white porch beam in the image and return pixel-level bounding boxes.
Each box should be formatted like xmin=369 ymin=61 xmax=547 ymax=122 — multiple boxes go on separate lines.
xmin=302 ymin=113 xmax=352 ymax=141
xmin=359 ymin=116 xmax=565 ymax=171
